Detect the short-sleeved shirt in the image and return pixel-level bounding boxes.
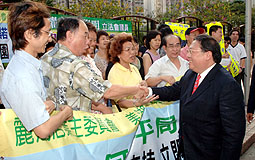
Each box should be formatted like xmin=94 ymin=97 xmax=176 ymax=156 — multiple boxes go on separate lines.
xmin=145 ymin=55 xmax=189 ymax=87
xmin=108 ymin=62 xmax=142 ymax=99
xmin=41 ymin=43 xmax=111 ymax=112
xmin=180 ymin=45 xmax=189 ymax=61
xmin=227 ymin=43 xmax=247 ymax=64
xmin=1 ymin=50 xmax=49 ymax=131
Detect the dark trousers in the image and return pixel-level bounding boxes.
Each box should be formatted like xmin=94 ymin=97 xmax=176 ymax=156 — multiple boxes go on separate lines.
xmin=234 ymin=68 xmax=245 ymax=88
xmin=0 ymin=104 xmax=5 ymax=109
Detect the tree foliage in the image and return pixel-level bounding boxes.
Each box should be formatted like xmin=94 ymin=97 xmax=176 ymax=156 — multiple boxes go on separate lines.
xmin=154 ymin=0 xmax=233 ymax=24
xmin=153 ymin=0 xmax=253 ymax=28
xmin=228 ymin=0 xmax=245 ymax=26
xmin=153 ymin=2 xmax=182 ymax=24
xmin=2 ymin=0 xmax=54 ymax=7
xmin=184 ymin=0 xmax=232 ymax=23
xmin=3 ymin=0 xmax=253 ymax=28
xmin=54 ymin=0 xmax=142 ymax=19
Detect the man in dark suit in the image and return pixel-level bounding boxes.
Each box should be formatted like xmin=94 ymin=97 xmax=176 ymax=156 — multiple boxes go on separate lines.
xmin=247 ymin=64 xmax=255 ymax=123
xmin=149 ymin=34 xmax=245 ymax=160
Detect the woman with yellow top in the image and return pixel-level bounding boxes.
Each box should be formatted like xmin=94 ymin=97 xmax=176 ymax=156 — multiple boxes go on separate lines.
xmin=108 ymin=33 xmax=158 ymax=111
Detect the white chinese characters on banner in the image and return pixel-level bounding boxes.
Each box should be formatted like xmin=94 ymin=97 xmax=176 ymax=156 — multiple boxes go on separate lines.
xmin=0 ymin=23 xmax=13 ymax=63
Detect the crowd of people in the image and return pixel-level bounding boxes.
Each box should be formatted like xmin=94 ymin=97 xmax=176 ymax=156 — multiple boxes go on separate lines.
xmin=0 ymin=1 xmax=255 ymax=159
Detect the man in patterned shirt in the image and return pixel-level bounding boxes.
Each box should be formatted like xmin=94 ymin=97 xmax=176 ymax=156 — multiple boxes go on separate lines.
xmin=41 ymin=17 xmax=147 ymax=112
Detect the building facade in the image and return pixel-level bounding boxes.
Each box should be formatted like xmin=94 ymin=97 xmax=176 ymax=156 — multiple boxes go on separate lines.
xmin=144 ymin=0 xmax=182 ymax=17
xmin=53 ymin=0 xmax=78 ymax=8
xmin=122 ymin=0 xmax=144 ymax=16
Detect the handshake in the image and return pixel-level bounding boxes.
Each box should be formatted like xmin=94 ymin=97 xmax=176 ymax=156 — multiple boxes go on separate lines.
xmin=133 ymin=84 xmax=159 ymax=105
xmin=134 ymin=85 xmax=149 ymax=99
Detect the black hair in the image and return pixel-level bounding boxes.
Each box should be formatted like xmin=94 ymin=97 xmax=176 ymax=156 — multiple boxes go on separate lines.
xmin=57 ymin=17 xmax=80 ymax=41
xmin=229 ymin=29 xmax=240 ymax=36
xmin=209 ymin=25 xmax=222 ymax=36
xmin=160 ymin=27 xmax=173 ymax=47
xmin=142 ymin=35 xmax=147 ymax=45
xmin=195 ymin=34 xmax=222 ymax=64
xmin=157 ymin=24 xmax=170 ymax=31
xmin=224 ymin=36 xmax=231 ymax=42
xmin=133 ymin=36 xmax=138 ymax=43
xmin=85 ymin=21 xmax=97 ymax=34
xmin=97 ymin=30 xmax=109 ymax=43
xmin=239 ymin=37 xmax=245 ymax=43
xmin=224 ymin=36 xmax=231 ymax=46
xmin=146 ymin=30 xmax=161 ymax=49
xmin=162 ymin=35 xmax=181 ymax=47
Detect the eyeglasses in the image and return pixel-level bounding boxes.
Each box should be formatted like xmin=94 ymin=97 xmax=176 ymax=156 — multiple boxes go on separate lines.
xmin=167 ymin=43 xmax=181 ymax=48
xmin=187 ymin=49 xmax=203 ymax=54
xmin=41 ymin=30 xmax=53 ymax=37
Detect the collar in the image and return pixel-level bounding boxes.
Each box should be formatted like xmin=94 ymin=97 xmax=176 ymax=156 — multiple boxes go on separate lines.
xmin=198 ymin=63 xmax=216 ymax=85
xmin=165 ymin=55 xmax=183 ymax=63
xmin=230 ymin=42 xmax=238 ymax=48
xmin=183 ymin=44 xmax=189 ymax=49
xmin=16 ymin=50 xmax=42 ymax=70
xmin=115 ymin=62 xmax=134 ymax=72
xmin=162 ymin=55 xmax=170 ymax=62
xmin=57 ymin=43 xmax=77 ymax=59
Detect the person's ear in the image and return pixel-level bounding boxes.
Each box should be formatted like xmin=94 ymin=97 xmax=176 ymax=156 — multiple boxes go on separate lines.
xmin=163 ymin=45 xmax=167 ymax=52
xmin=66 ymin=30 xmax=74 ymax=43
xmin=212 ymin=32 xmax=216 ymax=37
xmin=24 ymin=29 xmax=35 ymax=42
xmin=205 ymin=51 xmax=213 ymax=60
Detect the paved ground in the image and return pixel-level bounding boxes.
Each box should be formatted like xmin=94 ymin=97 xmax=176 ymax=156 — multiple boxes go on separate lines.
xmin=241 ymin=143 xmax=255 ymax=160
xmin=241 ymin=117 xmax=255 ymax=159
xmin=240 ymin=62 xmax=255 ymax=159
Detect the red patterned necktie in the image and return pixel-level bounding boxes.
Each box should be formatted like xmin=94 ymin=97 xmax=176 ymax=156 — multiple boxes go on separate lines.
xmin=192 ymin=74 xmax=201 ymax=94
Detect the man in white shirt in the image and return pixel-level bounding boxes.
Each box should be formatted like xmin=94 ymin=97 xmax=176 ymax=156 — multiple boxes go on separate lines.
xmin=228 ymin=29 xmax=247 ymax=85
xmin=145 ymin=35 xmax=189 ymax=87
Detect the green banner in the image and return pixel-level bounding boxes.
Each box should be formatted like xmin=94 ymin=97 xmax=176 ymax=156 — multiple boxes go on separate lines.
xmin=0 ymin=10 xmax=132 ymax=63
xmin=50 ymin=14 xmax=132 ymax=34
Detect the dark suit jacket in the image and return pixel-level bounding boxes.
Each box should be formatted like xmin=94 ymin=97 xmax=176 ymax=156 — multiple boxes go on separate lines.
xmin=247 ymin=64 xmax=255 ymax=113
xmin=152 ymin=64 xmax=245 ymax=160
